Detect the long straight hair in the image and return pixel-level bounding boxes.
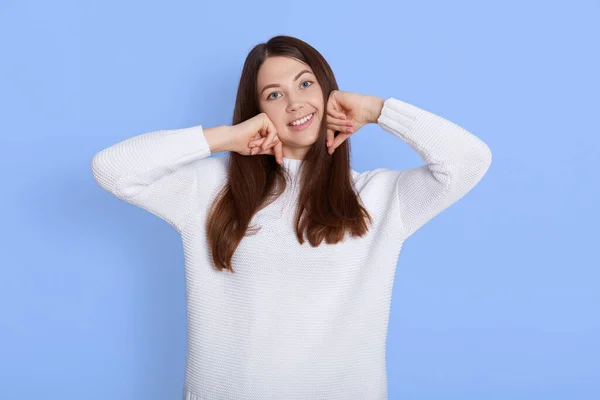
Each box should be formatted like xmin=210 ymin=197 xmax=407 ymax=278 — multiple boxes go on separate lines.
xmin=206 ymin=35 xmax=373 ymax=274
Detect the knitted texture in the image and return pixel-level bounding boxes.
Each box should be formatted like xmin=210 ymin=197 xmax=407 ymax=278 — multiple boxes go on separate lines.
xmin=91 ymin=97 xmax=492 ymax=399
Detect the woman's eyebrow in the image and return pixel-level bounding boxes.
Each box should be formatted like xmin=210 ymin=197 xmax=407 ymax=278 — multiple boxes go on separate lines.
xmin=260 ymin=70 xmax=313 ymax=94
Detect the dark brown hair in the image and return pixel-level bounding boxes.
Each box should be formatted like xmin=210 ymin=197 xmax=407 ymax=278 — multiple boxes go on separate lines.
xmin=206 ymin=35 xmax=373 ymax=273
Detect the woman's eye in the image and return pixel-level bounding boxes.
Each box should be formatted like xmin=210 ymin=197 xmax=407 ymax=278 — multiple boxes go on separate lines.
xmin=267 ymin=81 xmax=313 ymax=100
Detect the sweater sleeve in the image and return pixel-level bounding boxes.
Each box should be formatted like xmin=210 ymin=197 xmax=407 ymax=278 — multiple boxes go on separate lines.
xmin=376 ymin=97 xmax=492 ymax=240
xmin=91 ymin=124 xmax=212 ymax=233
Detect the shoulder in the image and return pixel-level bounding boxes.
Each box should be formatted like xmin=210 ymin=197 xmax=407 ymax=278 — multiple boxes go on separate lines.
xmin=352 ymin=167 xmax=402 ymax=189
xmin=351 ymin=167 xmax=402 ymax=207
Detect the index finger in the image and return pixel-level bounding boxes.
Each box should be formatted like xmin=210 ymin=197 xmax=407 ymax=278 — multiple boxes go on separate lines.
xmin=261 ymin=119 xmax=278 ymax=150
xmin=273 ymin=140 xmax=283 ymax=165
xmin=327 ymin=128 xmax=336 ymax=147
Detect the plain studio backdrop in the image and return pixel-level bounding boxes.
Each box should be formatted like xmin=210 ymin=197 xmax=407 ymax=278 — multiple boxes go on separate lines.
xmin=0 ymin=1 xmax=598 ymax=399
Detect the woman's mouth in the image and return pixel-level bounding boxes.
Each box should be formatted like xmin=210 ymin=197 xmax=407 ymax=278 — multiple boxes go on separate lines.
xmin=288 ymin=112 xmax=315 ymax=131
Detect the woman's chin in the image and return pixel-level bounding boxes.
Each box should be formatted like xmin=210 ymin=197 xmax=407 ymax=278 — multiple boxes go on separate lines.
xmin=282 ymin=137 xmax=318 ymax=148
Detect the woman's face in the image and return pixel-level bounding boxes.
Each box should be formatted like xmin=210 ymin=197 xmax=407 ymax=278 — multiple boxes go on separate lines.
xmin=257 ymin=56 xmax=324 ymax=160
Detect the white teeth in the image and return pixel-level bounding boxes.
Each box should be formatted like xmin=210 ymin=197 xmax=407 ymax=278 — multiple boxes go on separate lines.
xmin=290 ymin=113 xmax=314 ymax=126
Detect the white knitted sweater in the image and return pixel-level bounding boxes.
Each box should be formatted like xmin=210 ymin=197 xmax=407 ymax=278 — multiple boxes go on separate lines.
xmin=91 ymin=97 xmax=492 ymax=399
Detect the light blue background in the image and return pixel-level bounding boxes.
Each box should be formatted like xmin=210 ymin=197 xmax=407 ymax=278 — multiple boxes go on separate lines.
xmin=1 ymin=0 xmax=598 ymax=399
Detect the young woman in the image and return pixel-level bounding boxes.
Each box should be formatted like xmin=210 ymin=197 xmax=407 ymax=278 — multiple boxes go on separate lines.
xmin=92 ymin=35 xmax=492 ymax=400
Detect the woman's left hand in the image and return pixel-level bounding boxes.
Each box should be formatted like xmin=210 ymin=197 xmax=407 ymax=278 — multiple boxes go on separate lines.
xmin=326 ymin=90 xmax=383 ymax=155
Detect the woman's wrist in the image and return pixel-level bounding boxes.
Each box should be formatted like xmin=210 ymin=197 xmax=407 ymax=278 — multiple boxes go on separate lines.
xmin=363 ymin=95 xmax=385 ymax=124
xmin=204 ymin=125 xmax=235 ymax=153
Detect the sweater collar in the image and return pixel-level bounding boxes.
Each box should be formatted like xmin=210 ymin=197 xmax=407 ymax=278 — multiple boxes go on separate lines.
xmin=282 ymin=156 xmax=303 ymax=175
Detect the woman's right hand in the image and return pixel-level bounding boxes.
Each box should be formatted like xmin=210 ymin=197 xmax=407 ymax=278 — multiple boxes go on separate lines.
xmin=231 ymin=113 xmax=283 ymax=165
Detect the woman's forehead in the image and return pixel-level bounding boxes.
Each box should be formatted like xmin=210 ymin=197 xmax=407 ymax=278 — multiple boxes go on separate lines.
xmin=258 ymin=56 xmax=313 ymax=83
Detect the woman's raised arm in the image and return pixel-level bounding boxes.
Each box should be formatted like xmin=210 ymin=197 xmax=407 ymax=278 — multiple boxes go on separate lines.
xmin=376 ymin=98 xmax=492 ymax=240
xmin=91 ymin=124 xmax=231 ymax=233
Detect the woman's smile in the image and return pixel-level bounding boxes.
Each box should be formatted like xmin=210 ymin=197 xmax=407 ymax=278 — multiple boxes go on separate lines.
xmin=288 ymin=112 xmax=315 ymax=131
